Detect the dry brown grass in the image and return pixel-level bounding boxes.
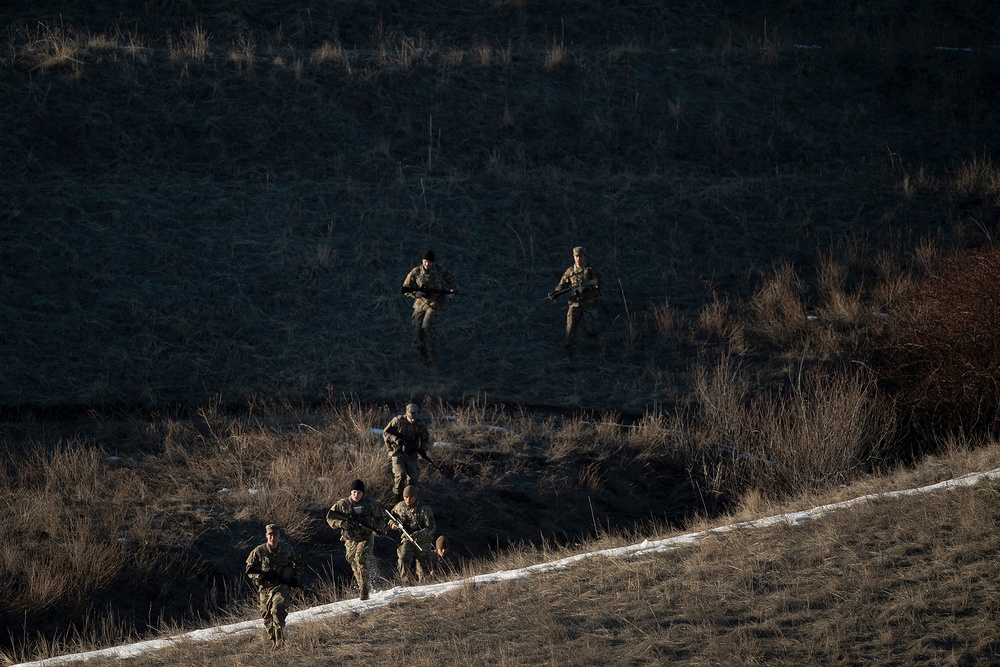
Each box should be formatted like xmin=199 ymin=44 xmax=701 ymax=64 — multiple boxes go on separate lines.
xmin=23 ymin=442 xmax=999 ymax=667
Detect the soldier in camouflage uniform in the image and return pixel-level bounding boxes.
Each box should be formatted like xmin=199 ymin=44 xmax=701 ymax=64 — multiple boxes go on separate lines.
xmin=552 ymin=246 xmax=604 ymax=356
xmin=383 ymin=403 xmax=431 ymax=501
xmin=326 ymin=479 xmax=386 ymax=601
xmin=429 ymin=534 xmax=456 ymax=580
xmin=388 ymin=485 xmax=436 ymax=585
xmin=402 ymin=249 xmax=458 ymax=363
xmin=245 ymin=523 xmax=301 ymax=647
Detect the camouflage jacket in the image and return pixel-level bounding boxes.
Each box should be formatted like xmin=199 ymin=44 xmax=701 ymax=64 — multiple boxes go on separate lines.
xmin=327 ymin=495 xmax=386 ymax=543
xmin=383 ymin=415 xmax=430 ymax=458
xmin=555 ymin=264 xmax=603 ymax=305
xmin=403 ymin=264 xmax=457 ymax=311
xmin=245 ymin=542 xmax=300 ymax=590
xmin=390 ymin=499 xmax=436 ymax=547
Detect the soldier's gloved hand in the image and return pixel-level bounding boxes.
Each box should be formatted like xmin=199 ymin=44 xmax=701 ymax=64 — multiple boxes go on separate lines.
xmin=413 ymin=291 xmax=425 ymax=298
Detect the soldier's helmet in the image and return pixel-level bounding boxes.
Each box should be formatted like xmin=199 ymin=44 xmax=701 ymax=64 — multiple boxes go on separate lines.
xmin=405 ymin=403 xmax=420 ymax=415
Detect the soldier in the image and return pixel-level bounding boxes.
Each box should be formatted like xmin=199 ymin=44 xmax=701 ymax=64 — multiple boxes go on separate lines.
xmin=429 ymin=534 xmax=456 ymax=579
xmin=388 ymin=485 xmax=436 ymax=585
xmin=326 ymin=479 xmax=386 ymax=601
xmin=245 ymin=523 xmax=301 ymax=647
xmin=552 ymin=245 xmax=603 ymax=356
xmin=402 ymin=249 xmax=458 ymax=363
xmin=383 ymin=403 xmax=431 ymax=501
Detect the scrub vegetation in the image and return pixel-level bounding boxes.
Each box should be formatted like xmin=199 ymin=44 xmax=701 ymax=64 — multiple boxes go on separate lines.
xmin=1 ymin=0 xmax=999 ymax=663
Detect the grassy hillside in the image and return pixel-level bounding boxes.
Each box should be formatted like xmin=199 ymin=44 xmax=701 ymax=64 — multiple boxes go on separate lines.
xmin=1 ymin=0 xmax=999 ymax=661
xmin=3 ymin=0 xmax=998 ymax=410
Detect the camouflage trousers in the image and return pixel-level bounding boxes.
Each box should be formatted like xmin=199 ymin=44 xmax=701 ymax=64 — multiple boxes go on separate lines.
xmin=397 ymin=540 xmax=436 ymax=585
xmin=391 ymin=454 xmax=421 ymax=500
xmin=344 ymin=537 xmax=375 ymax=590
xmin=258 ymin=585 xmax=292 ymax=644
xmin=565 ymin=302 xmax=600 ymax=353
xmin=412 ymin=305 xmax=440 ymax=362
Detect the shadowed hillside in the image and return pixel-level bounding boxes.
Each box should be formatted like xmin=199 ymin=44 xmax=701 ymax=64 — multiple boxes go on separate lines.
xmin=2 ymin=0 xmax=998 ymax=410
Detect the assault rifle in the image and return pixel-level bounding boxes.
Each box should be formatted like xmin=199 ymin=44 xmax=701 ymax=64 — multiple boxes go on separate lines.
xmin=544 ymin=281 xmax=599 ymax=302
xmin=384 ymin=508 xmax=424 ymax=551
xmin=246 ymin=567 xmax=301 ymax=589
xmin=401 ymin=285 xmax=457 ymax=297
xmin=326 ymin=509 xmax=390 ymax=539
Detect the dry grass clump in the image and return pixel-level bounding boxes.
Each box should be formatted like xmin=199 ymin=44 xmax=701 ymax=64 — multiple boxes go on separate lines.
xmin=690 ymin=354 xmax=895 ymax=495
xmin=165 ymin=23 xmax=210 ymax=63
xmin=747 ymin=263 xmax=807 ymax=347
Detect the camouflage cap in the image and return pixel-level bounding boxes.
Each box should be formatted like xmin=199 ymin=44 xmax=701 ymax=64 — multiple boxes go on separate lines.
xmin=265 ymin=523 xmax=281 ymax=535
xmin=403 ymin=485 xmax=419 ymax=499
xmin=573 ymin=246 xmax=587 ymax=256
xmin=405 ymin=403 xmax=420 ymax=415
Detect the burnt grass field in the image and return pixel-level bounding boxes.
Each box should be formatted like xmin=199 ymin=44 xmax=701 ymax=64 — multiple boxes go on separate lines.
xmin=1 ymin=0 xmax=999 ymax=659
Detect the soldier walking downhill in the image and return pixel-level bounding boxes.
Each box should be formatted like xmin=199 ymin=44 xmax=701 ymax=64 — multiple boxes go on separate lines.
xmin=245 ymin=523 xmax=301 ymax=647
xmin=326 ymin=479 xmax=386 ymax=601
xmin=383 ymin=403 xmax=431 ymax=501
xmin=388 ymin=485 xmax=437 ymax=585
xmin=402 ymin=249 xmax=458 ymax=363
xmin=552 ymin=245 xmax=604 ymax=356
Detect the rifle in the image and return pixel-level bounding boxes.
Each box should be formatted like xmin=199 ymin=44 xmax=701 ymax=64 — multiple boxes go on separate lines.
xmin=383 ymin=508 xmax=424 ymax=552
xmin=544 ymin=276 xmax=599 ymax=301
xmin=327 ymin=509 xmax=390 ymax=538
xmin=402 ymin=285 xmax=457 ymax=297
xmin=416 ymin=448 xmax=444 ymax=474
xmin=247 ymin=567 xmax=301 ymax=589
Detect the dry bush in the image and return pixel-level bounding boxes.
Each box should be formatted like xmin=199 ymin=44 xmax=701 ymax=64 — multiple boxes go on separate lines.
xmin=877 ymin=245 xmax=1000 ymax=442
xmin=815 ymin=252 xmax=864 ymax=325
xmin=748 ymin=263 xmax=806 ymax=347
xmin=691 ymin=355 xmax=894 ymax=495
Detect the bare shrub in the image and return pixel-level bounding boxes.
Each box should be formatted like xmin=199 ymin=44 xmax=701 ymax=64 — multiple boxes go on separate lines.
xmin=877 ymin=245 xmax=1000 ymax=442
xmin=748 ymin=264 xmax=806 ymax=346
xmin=692 ymin=355 xmax=894 ymax=494
xmin=815 ymin=253 xmax=864 ymax=325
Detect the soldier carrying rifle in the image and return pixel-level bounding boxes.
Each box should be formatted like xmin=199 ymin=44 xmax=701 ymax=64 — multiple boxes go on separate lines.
xmin=402 ymin=249 xmax=458 ymax=364
xmin=387 ymin=485 xmax=436 ymax=586
xmin=326 ymin=479 xmax=387 ymax=601
xmin=383 ymin=403 xmax=431 ymax=501
xmin=245 ymin=523 xmax=301 ymax=647
xmin=547 ymin=245 xmax=604 ymax=357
